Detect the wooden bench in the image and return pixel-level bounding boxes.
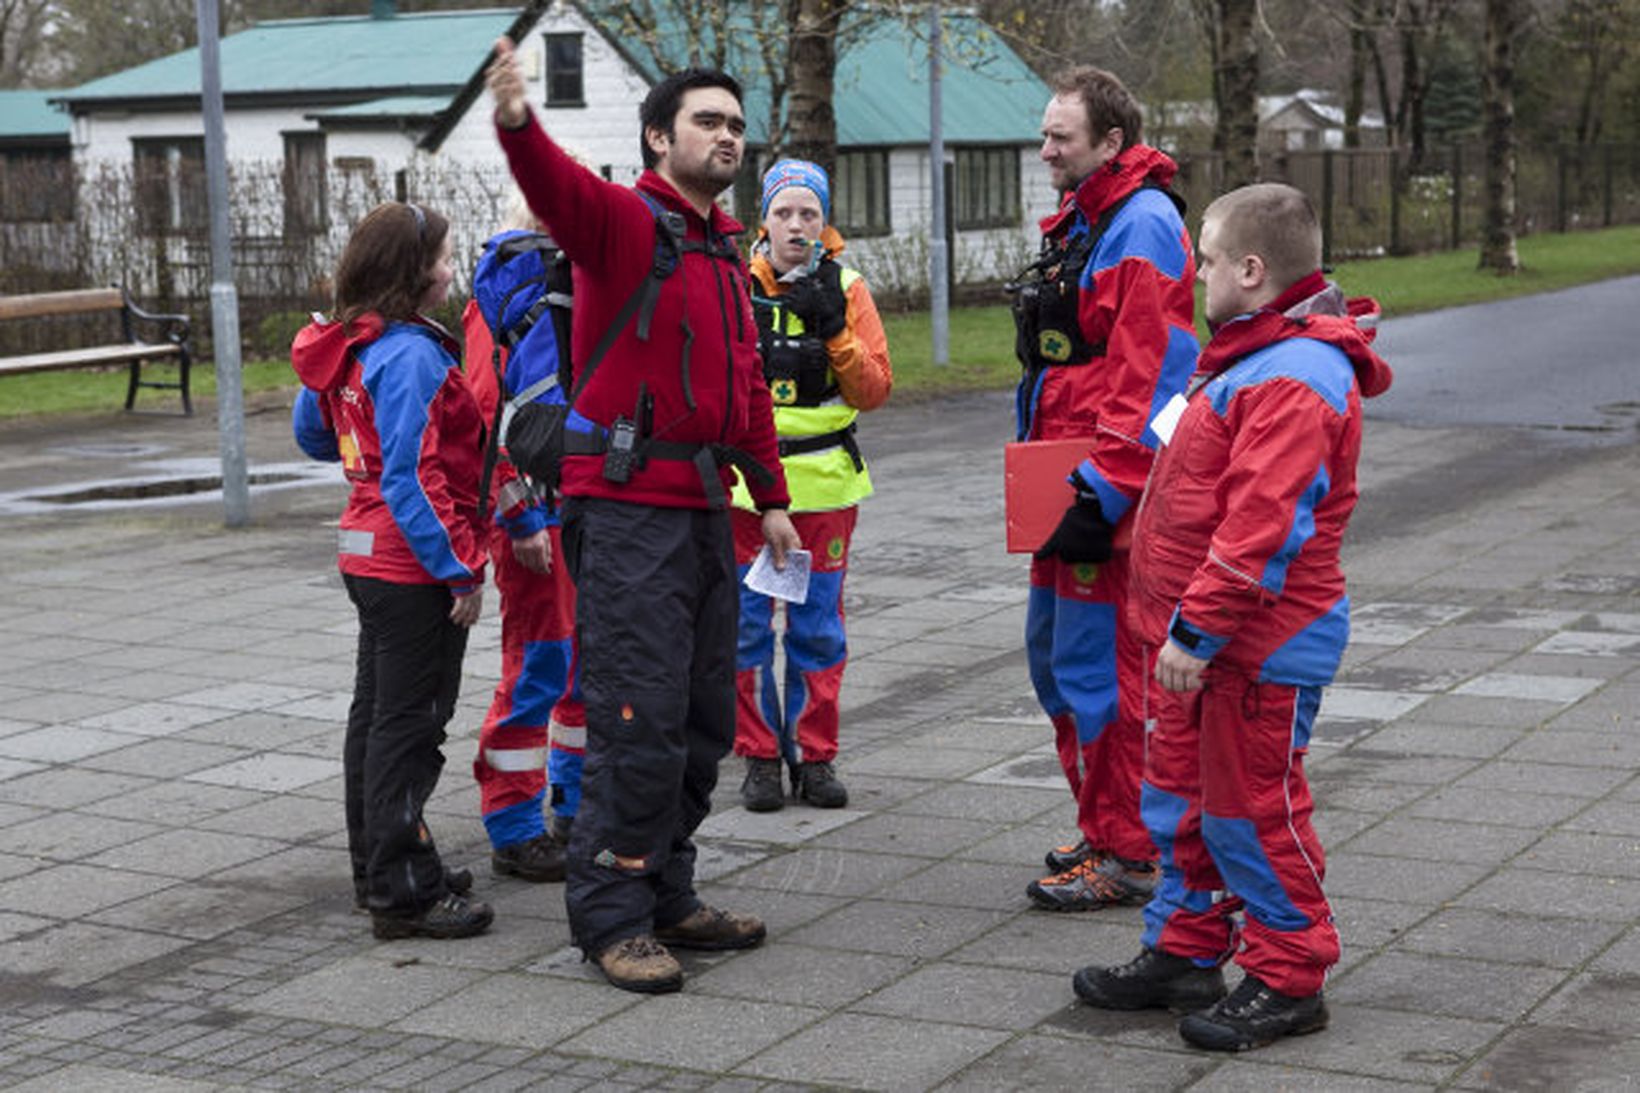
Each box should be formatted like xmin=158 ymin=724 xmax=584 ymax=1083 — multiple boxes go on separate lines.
xmin=0 ymin=287 xmax=195 ymax=415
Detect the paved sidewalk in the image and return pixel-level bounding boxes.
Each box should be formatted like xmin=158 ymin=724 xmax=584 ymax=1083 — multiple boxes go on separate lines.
xmin=0 ymin=386 xmax=1635 ymax=1091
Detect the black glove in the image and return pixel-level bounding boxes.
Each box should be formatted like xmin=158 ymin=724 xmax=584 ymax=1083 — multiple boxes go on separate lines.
xmin=1035 ymin=495 xmax=1114 ymax=564
xmin=782 ymin=261 xmax=848 ymax=340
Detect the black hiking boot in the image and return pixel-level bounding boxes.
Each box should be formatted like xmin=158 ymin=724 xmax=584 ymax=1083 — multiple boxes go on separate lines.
xmin=372 ymin=892 xmax=494 ymax=940
xmin=491 ymin=832 xmax=567 ymax=883
xmin=1177 ymin=974 xmax=1329 ymax=1051
xmin=740 ymin=757 xmax=786 ymax=812
xmin=1073 ymin=947 xmax=1228 ymax=1012
xmin=795 ymin=761 xmax=848 ymax=808
xmin=354 ymin=866 xmax=471 ymax=914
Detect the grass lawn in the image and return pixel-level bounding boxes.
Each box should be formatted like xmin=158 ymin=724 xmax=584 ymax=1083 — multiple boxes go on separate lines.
xmin=4 ymin=224 xmax=1638 ymax=419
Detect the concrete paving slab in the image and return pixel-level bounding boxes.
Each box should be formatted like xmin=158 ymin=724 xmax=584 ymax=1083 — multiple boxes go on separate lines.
xmin=733 ymin=1012 xmax=1008 ymax=1091
xmin=1393 ymin=908 xmax=1625 ymax=969
xmin=240 ymin=956 xmax=486 ymax=1026
xmin=559 ymin=994 xmax=822 ymax=1072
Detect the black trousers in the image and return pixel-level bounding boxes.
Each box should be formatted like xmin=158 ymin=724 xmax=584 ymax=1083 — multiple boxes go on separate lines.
xmin=342 ymin=574 xmax=467 ymax=916
xmin=559 ymin=497 xmax=738 ymax=955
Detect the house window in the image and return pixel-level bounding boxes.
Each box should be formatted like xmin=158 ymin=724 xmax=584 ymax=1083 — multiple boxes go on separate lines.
xmin=0 ymin=150 xmax=74 ymax=223
xmin=544 ymin=33 xmax=584 ymax=106
xmin=283 ymin=131 xmax=327 ymax=237
xmin=832 ymin=150 xmax=890 ymax=237
xmin=953 ymin=146 xmax=1020 ymax=230
xmin=133 ymin=136 xmax=206 ymax=235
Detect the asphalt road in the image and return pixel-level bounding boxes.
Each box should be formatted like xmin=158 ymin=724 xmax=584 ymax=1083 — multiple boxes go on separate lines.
xmin=1369 ymin=274 xmax=1640 ymax=437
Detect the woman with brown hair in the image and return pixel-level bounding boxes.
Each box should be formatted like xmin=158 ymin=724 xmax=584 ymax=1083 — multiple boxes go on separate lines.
xmin=291 ymin=201 xmax=493 ymax=939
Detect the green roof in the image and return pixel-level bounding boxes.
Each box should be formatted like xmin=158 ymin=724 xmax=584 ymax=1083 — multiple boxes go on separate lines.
xmin=54 ymin=9 xmax=519 ymax=106
xmin=590 ymin=6 xmax=1045 ymax=146
xmin=307 ymin=95 xmax=452 ymax=121
xmin=0 ymin=90 xmax=71 ymax=140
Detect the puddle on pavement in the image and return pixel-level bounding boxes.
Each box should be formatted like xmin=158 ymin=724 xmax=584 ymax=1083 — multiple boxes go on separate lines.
xmin=0 ymin=459 xmax=341 ymax=516
xmin=35 ymin=471 xmax=307 ymax=504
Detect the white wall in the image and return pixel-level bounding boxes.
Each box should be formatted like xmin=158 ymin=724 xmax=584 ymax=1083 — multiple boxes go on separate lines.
xmin=75 ymin=105 xmax=308 ymax=165
xmin=845 ymin=146 xmax=1053 ymax=296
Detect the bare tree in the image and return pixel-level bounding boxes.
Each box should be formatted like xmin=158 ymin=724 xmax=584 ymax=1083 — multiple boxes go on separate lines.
xmin=1194 ymin=0 xmax=1259 ymax=188
xmin=0 ymin=0 xmax=54 ymax=87
xmin=785 ymin=0 xmax=845 ymax=174
xmin=1479 ymin=0 xmax=1519 ymax=273
xmin=1555 ymin=0 xmax=1640 ymax=145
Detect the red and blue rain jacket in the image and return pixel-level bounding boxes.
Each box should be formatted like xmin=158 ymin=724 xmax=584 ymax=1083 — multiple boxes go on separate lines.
xmin=1129 ymin=276 xmax=1394 ymax=684
xmin=291 ymin=313 xmax=487 ymax=594
xmin=1017 ymin=144 xmax=1201 ymax=529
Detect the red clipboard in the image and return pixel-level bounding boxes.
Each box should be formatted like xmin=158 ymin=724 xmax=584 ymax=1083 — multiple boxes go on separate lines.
xmin=1004 ymin=439 xmax=1089 ymax=554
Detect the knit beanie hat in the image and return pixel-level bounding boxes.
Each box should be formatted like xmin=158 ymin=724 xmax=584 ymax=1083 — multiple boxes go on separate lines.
xmin=760 ymin=158 xmax=831 ymax=219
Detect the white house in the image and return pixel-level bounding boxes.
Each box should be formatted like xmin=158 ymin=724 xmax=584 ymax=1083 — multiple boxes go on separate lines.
xmin=46 ymin=1 xmax=1056 ymax=307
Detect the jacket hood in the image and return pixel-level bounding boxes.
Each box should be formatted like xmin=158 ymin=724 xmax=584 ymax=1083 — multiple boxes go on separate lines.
xmin=1041 ymin=143 xmax=1179 ymax=235
xmin=1199 ymin=280 xmax=1394 ymax=399
xmin=636 ymin=169 xmax=746 ymax=238
xmin=290 ymin=312 xmax=385 ymax=392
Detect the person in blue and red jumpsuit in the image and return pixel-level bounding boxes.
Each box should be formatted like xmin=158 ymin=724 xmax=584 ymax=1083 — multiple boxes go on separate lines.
xmin=732 ymin=159 xmax=894 ymax=814
xmin=1016 ymin=67 xmax=1199 ymax=911
xmin=488 ymin=41 xmax=799 ymax=994
xmin=291 ymin=201 xmax=494 ymax=941
xmin=1073 ymin=183 xmax=1394 ymax=1053
xmin=462 ymin=217 xmax=586 ymax=884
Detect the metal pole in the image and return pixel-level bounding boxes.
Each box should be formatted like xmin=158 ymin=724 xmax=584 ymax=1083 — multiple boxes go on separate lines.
xmin=927 ymin=0 xmax=949 ymax=366
xmin=197 ymin=0 xmax=249 ymax=527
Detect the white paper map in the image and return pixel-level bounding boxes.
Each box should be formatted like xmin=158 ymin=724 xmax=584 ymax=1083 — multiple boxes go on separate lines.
xmin=744 ymin=546 xmax=811 ymax=604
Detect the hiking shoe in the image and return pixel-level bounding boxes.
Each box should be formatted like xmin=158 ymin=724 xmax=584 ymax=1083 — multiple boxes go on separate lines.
xmin=355 ymin=866 xmax=472 ymax=913
xmin=492 ymin=832 xmax=567 ymax=883
xmin=547 ymin=813 xmax=574 ymax=845
xmin=740 ymin=757 xmax=786 ymax=812
xmin=1073 ymin=947 xmax=1228 ymax=1012
xmin=1044 ymin=837 xmax=1096 ymax=874
xmin=593 ymin=935 xmax=683 ymax=994
xmin=1027 ymin=855 xmax=1159 ymax=911
xmin=795 ymin=761 xmax=848 ymax=808
xmin=371 ymin=892 xmax=494 ymax=940
xmin=654 ymin=904 xmax=766 ymax=951
xmin=1178 ymin=974 xmax=1328 ymax=1051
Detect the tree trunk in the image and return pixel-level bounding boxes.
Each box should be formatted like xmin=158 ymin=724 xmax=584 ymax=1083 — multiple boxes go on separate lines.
xmin=1479 ymin=0 xmax=1519 ymax=274
xmin=1215 ymin=0 xmax=1260 ymax=188
xmin=1346 ymin=22 xmax=1367 ymax=149
xmin=783 ymin=0 xmax=843 ymax=176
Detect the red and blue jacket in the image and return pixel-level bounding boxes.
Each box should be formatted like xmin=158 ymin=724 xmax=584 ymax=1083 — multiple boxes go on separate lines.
xmin=291 ymin=313 xmax=487 ymax=595
xmin=1129 ymin=274 xmax=1394 ymax=684
xmin=496 ymin=109 xmax=789 ymax=511
xmin=1017 ymin=144 xmax=1200 ymax=532
xmin=462 ymin=297 xmax=557 ymax=541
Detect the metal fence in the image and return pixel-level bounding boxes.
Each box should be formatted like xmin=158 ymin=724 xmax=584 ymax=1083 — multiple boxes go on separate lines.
xmin=1169 ymin=142 xmax=1640 ymax=263
xmin=3 ymin=142 xmax=1639 ymax=358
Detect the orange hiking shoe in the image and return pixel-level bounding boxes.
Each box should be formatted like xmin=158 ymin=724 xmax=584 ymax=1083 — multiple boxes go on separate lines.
xmin=1027 ymin=855 xmax=1158 ymax=911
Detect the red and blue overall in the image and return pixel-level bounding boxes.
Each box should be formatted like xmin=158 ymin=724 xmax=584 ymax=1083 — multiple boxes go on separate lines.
xmin=462 ymin=279 xmax=584 ymax=854
xmin=1015 ymin=146 xmax=1199 ymax=868
xmin=1129 ymin=275 xmax=1393 ymax=996
xmin=731 ymin=225 xmax=893 ymax=769
xmin=496 ymin=110 xmax=789 ymax=957
xmin=291 ymin=314 xmax=487 ymax=917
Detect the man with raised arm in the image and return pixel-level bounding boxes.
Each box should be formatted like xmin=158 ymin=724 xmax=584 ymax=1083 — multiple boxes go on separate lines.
xmin=486 ymin=38 xmax=800 ymax=995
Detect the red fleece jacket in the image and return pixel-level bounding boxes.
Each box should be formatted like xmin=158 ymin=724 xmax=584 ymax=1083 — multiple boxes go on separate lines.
xmin=495 ymin=109 xmax=789 ymax=511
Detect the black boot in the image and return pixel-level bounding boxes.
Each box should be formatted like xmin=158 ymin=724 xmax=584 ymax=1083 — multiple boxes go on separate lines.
xmin=795 ymin=761 xmax=848 ymax=808
xmin=1073 ymin=947 xmax=1227 ymax=1012
xmin=491 ymin=832 xmax=567 ymax=882
xmin=740 ymin=757 xmax=786 ymax=812
xmin=1177 ymin=974 xmax=1328 ymax=1051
